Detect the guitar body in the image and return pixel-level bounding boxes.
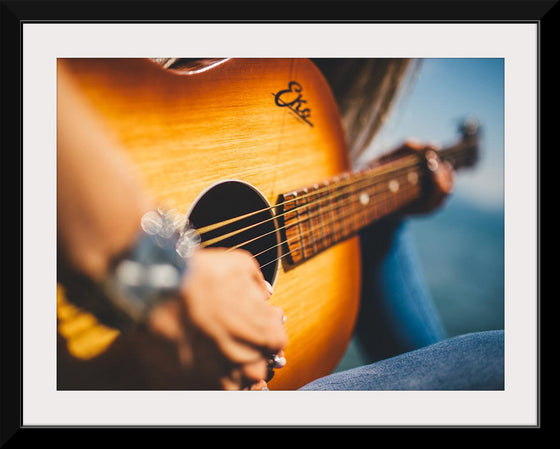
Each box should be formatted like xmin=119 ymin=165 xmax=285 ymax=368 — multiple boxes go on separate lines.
xmin=58 ymin=58 xmax=362 ymax=390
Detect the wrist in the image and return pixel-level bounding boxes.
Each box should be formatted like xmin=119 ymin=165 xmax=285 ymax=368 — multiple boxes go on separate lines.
xmin=58 ymin=197 xmax=156 ymax=283
xmin=106 ymin=208 xmax=201 ymax=326
xmin=61 ymin=208 xmax=200 ymax=330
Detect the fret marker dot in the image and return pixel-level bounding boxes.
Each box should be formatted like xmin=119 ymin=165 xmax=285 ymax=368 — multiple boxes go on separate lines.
xmin=359 ymin=192 xmax=370 ymax=205
xmin=408 ymin=171 xmax=418 ymax=185
xmin=388 ymin=180 xmax=400 ymax=193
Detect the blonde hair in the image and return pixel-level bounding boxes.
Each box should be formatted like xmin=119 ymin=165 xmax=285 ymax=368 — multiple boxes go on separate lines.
xmin=313 ymin=58 xmax=418 ymax=160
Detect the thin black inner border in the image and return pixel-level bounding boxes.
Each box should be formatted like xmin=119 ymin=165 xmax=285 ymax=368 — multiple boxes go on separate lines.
xmin=13 ymin=20 xmax=541 ymax=429
xmin=14 ymin=19 xmax=543 ymax=430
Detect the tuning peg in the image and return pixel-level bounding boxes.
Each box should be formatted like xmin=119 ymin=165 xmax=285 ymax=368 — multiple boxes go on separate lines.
xmin=460 ymin=117 xmax=480 ymax=138
xmin=458 ymin=117 xmax=481 ymax=168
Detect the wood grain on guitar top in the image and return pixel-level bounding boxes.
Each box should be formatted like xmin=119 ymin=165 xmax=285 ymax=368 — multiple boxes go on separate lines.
xmin=58 ymin=58 xmax=362 ymax=390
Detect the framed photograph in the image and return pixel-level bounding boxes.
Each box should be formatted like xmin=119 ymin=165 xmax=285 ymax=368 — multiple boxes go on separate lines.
xmin=2 ymin=0 xmax=549 ymax=435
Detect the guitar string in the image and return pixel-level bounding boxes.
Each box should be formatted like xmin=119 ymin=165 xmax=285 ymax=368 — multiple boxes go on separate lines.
xmin=250 ymin=180 xmax=422 ymax=263
xmin=220 ymin=151 xmax=472 ymax=268
xmin=201 ymin=168 xmax=418 ymax=248
xmin=198 ymin=148 xmax=470 ymax=249
xmin=194 ymin=153 xmax=421 ymax=237
xmin=256 ymin=181 xmax=424 ymax=270
xmin=254 ymin=151 xmax=473 ymax=269
xmin=220 ymin=168 xmax=427 ymax=255
xmin=199 ymin=155 xmax=428 ymax=248
xmin=193 ymin=144 xmax=469 ymax=241
xmin=193 ymin=143 xmax=471 ymax=236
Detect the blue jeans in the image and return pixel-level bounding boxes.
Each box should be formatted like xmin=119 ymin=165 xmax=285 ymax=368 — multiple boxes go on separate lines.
xmin=300 ymin=219 xmax=504 ymax=390
xmin=300 ymin=330 xmax=504 ymax=390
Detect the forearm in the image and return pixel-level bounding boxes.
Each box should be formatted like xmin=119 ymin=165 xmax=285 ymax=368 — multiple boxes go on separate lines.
xmin=57 ymin=61 xmax=155 ymax=280
xmin=56 ymin=62 xmax=286 ymax=390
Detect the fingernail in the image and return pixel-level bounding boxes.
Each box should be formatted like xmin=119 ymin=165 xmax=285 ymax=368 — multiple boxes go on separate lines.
xmin=262 ymin=387 xmax=270 ymax=391
xmin=427 ymin=157 xmax=439 ymax=172
xmin=264 ymin=281 xmax=273 ymax=295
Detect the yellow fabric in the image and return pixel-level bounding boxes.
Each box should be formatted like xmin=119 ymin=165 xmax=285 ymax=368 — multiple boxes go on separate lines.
xmin=57 ymin=284 xmax=120 ymax=359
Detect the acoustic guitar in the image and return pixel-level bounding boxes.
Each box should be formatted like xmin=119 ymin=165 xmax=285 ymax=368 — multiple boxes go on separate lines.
xmin=57 ymin=58 xmax=479 ymax=390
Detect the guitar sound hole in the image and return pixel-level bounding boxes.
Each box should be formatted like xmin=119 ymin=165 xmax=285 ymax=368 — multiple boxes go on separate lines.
xmin=188 ymin=180 xmax=280 ymax=286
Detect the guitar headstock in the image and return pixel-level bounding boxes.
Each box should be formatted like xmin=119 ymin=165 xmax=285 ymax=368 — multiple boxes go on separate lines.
xmin=440 ymin=117 xmax=481 ymax=170
xmin=457 ymin=117 xmax=481 ymax=168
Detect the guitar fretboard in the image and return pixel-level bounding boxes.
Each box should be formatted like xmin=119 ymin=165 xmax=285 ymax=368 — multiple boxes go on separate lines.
xmin=278 ymin=134 xmax=478 ymax=266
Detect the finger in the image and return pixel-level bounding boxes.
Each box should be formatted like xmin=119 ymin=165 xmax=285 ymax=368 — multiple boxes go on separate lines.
xmin=241 ymin=359 xmax=268 ymax=382
xmin=215 ymin=305 xmax=287 ymax=365
xmin=400 ymin=139 xmax=426 ymax=152
xmin=221 ymin=372 xmax=243 ymax=390
xmin=235 ymin=249 xmax=273 ymax=299
xmin=214 ymin=333 xmax=270 ymax=365
xmin=255 ymin=278 xmax=273 ymax=300
xmin=224 ymin=363 xmax=270 ymax=391
xmin=431 ymin=159 xmax=455 ymax=197
xmin=236 ymin=249 xmax=265 ymax=281
xmin=186 ymin=317 xmax=266 ymax=366
xmin=441 ymin=161 xmax=456 ymax=194
xmin=223 ymin=290 xmax=288 ymax=353
xmin=252 ymin=305 xmax=288 ymax=351
xmin=190 ymin=290 xmax=285 ymax=365
xmin=425 ymin=167 xmax=453 ymax=211
xmin=376 ymin=140 xmax=423 ymax=164
xmin=249 ymin=379 xmax=268 ymax=391
xmin=377 ymin=141 xmax=440 ymax=168
xmin=400 ymin=140 xmax=441 ymax=156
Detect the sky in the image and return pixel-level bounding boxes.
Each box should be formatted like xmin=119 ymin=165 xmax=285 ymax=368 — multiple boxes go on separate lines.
xmin=363 ymin=58 xmax=505 ymax=211
xmin=349 ymin=58 xmax=506 ymax=339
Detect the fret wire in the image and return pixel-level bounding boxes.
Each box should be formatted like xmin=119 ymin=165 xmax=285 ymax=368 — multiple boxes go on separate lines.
xmin=201 ymin=151 xmax=457 ymax=248
xmin=205 ymin=163 xmax=418 ymax=249
xmin=341 ymin=173 xmax=356 ymax=238
xmin=231 ymin=172 xmax=425 ymax=260
xmin=281 ymin=191 xmax=303 ymax=264
xmin=282 ymin=172 xmax=423 ymax=249
xmin=201 ymin=156 xmax=419 ymax=247
xmin=237 ymin=170 xmax=424 ymax=258
xmin=312 ymin=184 xmax=327 ymax=251
xmin=293 ymin=192 xmax=307 ymax=261
xmin=257 ymin=181 xmax=423 ymax=269
xmin=325 ymin=179 xmax=338 ymax=244
xmin=358 ymin=171 xmax=369 ymax=227
xmin=335 ymin=176 xmax=347 ymax=239
xmin=346 ymin=174 xmax=358 ymax=235
xmin=220 ymin=160 xmax=428 ymax=254
xmin=318 ymin=183 xmax=332 ymax=248
xmin=303 ymin=188 xmax=318 ymax=257
xmin=309 ymin=193 xmax=317 ymax=254
xmin=350 ymin=174 xmax=361 ymax=233
xmin=196 ymin=144 xmax=473 ymax=238
xmin=332 ymin=176 xmax=345 ymax=239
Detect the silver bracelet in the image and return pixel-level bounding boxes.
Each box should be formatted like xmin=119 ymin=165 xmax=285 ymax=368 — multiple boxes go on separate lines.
xmin=102 ymin=209 xmax=200 ymax=326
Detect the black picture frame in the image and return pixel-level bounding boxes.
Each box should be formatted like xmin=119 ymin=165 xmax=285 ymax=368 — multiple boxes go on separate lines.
xmin=2 ymin=0 xmax=552 ymax=440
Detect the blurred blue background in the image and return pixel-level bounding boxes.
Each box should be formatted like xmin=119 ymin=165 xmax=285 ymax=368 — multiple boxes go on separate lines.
xmin=337 ymin=58 xmax=504 ymax=370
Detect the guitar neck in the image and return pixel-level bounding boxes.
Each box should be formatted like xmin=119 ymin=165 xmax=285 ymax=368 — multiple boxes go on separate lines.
xmin=278 ymin=128 xmax=479 ymax=266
